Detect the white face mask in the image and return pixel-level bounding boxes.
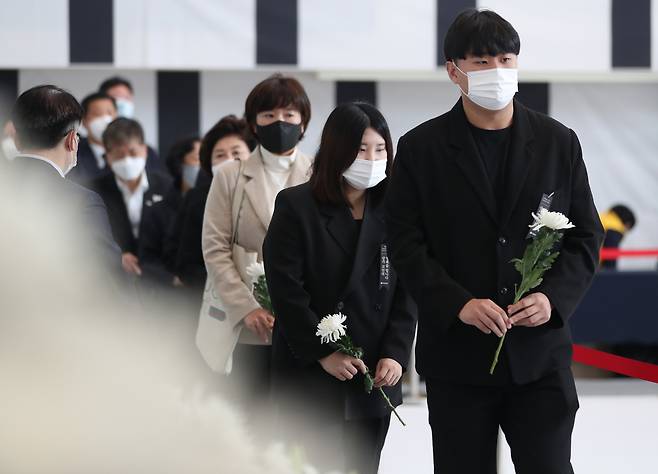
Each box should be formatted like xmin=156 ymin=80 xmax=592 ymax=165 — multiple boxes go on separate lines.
xmin=343 ymin=158 xmax=387 ymax=190
xmin=115 ymin=99 xmax=135 ymax=118
xmin=88 ymin=115 xmax=113 ymax=142
xmin=182 ymin=164 xmax=200 ymax=188
xmin=111 ymin=156 xmax=146 ymax=181
xmin=211 ymin=159 xmax=234 ymax=176
xmin=452 ymin=62 xmax=518 ymax=111
xmin=1 ymin=136 xmax=18 ymax=161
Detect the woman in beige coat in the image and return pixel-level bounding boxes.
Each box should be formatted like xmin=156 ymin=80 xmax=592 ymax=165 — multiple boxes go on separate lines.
xmin=201 ymin=74 xmax=312 ymax=413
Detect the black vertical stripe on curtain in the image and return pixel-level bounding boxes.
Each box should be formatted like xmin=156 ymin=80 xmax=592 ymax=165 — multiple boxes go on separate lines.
xmin=157 ymin=71 xmax=200 ymax=159
xmin=69 ymin=0 xmax=114 ymax=63
xmin=516 ymin=83 xmax=550 ymax=115
xmin=612 ymin=0 xmax=651 ymax=68
xmin=437 ymin=0 xmax=476 ymax=65
xmin=0 ymin=70 xmax=19 ymax=124
xmin=336 ymin=82 xmax=377 ymax=107
xmin=256 ymin=0 xmax=298 ymax=65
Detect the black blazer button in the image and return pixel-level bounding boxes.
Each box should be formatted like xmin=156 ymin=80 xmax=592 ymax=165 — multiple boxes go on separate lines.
xmin=500 ymin=287 xmax=508 ymax=295
xmin=337 ymin=301 xmax=344 ymax=311
xmin=498 ymin=236 xmax=507 ymax=245
xmin=374 ymin=303 xmax=382 ymax=312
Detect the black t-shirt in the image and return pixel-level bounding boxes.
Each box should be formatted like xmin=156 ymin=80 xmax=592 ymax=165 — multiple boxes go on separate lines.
xmin=468 ymin=123 xmax=512 ymax=205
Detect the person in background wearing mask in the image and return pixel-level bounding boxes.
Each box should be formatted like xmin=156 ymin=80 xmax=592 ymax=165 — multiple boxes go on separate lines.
xmin=99 ymin=76 xmax=164 ymax=172
xmin=263 ymin=103 xmax=416 ymax=474
xmin=67 ymin=92 xmax=117 ymax=185
xmin=90 ymin=118 xmax=172 ymax=280
xmin=599 ymin=204 xmax=636 ymax=270
xmin=7 ymin=85 xmax=120 ymax=268
xmin=138 ymin=136 xmax=200 ymax=285
xmin=99 ymin=76 xmax=135 ymax=119
xmin=169 ymin=115 xmax=254 ymax=302
xmin=201 ymin=75 xmax=311 ymax=424
xmin=385 ymin=9 xmax=604 ymax=474
xmin=1 ymin=120 xmax=19 ymax=163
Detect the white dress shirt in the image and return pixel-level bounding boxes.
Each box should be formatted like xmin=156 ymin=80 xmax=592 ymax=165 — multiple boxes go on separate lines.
xmin=115 ymin=172 xmax=149 ymax=239
xmin=89 ymin=142 xmax=106 ymax=170
xmin=19 ymin=154 xmax=66 ymax=178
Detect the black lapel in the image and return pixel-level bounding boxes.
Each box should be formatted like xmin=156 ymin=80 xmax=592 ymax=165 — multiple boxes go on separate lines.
xmin=447 ymin=99 xmax=498 ymax=225
xmin=340 ymin=194 xmax=385 ymax=301
xmin=499 ymin=100 xmax=536 ymax=228
xmin=319 ymin=201 xmax=355 ymax=256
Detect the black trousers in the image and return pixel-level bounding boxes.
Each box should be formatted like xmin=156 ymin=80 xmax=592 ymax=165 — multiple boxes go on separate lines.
xmin=426 ymin=369 xmax=578 ymax=474
xmin=226 ymin=343 xmax=272 ymax=440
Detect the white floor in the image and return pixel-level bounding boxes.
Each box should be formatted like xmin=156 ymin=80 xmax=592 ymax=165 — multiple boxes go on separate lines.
xmin=380 ymin=379 xmax=658 ymax=474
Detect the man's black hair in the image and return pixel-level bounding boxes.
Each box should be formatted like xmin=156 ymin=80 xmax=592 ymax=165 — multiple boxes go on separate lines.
xmin=12 ymin=85 xmax=83 ymax=149
xmin=81 ymin=92 xmax=117 ymax=116
xmin=99 ymin=76 xmax=134 ymax=95
xmin=611 ymin=204 xmax=637 ymax=230
xmin=444 ymin=9 xmax=520 ymax=62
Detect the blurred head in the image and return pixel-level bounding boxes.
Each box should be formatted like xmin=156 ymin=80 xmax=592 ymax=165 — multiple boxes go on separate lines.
xmin=11 ymin=85 xmax=83 ymax=174
xmin=200 ymin=115 xmax=255 ymax=177
xmin=99 ymin=76 xmax=135 ymax=118
xmin=81 ymin=92 xmax=117 ymax=144
xmin=310 ymin=102 xmax=392 ymax=206
xmin=244 ymin=74 xmax=311 ymax=155
xmin=610 ymin=204 xmax=637 ymax=231
xmin=166 ymin=136 xmax=201 ymax=192
xmin=444 ymin=9 xmax=520 ymax=109
xmin=102 ymin=118 xmax=147 ymax=182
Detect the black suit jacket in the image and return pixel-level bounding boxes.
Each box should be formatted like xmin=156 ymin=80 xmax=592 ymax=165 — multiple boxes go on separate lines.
xmin=263 ymin=182 xmax=417 ymax=420
xmin=386 ymin=99 xmax=604 ymax=386
xmin=9 ymin=156 xmax=122 ymax=272
xmin=89 ymin=170 xmax=173 ymax=257
xmin=168 ymin=171 xmax=212 ymax=292
xmin=138 ymin=185 xmax=182 ymax=284
xmin=69 ymin=137 xmax=165 ymax=187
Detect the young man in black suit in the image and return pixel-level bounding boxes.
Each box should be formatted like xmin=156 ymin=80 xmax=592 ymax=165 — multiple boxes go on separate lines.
xmin=89 ymin=118 xmax=172 ymax=280
xmin=385 ymin=9 xmax=604 ymax=474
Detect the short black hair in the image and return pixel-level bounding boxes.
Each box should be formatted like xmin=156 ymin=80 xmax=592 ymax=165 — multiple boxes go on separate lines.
xmin=310 ymin=102 xmax=393 ymax=207
xmin=102 ymin=117 xmax=144 ymax=150
xmin=12 ymin=84 xmax=83 ymax=150
xmin=199 ymin=115 xmax=256 ymax=176
xmin=81 ymin=92 xmax=117 ymax=117
xmin=244 ymin=74 xmax=311 ymax=139
xmin=99 ymin=76 xmax=134 ymax=95
xmin=611 ymin=204 xmax=637 ymax=230
xmin=444 ymin=9 xmax=520 ymax=62
xmin=166 ymin=136 xmax=200 ymax=189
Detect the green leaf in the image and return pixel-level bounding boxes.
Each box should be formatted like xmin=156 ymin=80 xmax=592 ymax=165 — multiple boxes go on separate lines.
xmin=364 ymin=373 xmax=374 ymax=394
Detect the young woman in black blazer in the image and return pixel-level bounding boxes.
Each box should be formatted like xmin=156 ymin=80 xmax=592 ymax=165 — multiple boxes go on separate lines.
xmin=263 ymin=103 xmax=416 ymax=474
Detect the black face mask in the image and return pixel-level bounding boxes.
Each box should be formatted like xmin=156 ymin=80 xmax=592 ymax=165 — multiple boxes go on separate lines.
xmin=256 ymin=121 xmax=302 ymax=154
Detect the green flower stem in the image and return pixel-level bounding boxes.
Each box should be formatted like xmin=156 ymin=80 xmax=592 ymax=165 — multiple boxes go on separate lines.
xmin=489 ymin=292 xmax=522 ymax=375
xmin=336 ymin=337 xmax=406 ymax=426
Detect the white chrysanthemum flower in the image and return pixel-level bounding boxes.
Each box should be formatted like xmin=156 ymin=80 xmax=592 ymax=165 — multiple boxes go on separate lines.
xmin=529 ymin=209 xmax=575 ymax=232
xmin=316 ymin=313 xmax=347 ymax=344
xmin=245 ymin=261 xmax=265 ymax=283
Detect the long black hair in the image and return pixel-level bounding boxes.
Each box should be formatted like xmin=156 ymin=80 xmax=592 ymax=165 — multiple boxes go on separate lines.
xmin=310 ymin=102 xmax=393 ymax=207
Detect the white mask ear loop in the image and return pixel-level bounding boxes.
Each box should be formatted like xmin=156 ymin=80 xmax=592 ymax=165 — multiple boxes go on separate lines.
xmin=451 ymin=61 xmax=469 ymax=96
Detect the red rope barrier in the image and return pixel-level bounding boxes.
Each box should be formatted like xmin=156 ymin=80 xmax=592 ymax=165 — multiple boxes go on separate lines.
xmin=600 ymin=248 xmax=658 ymax=261
xmin=572 ymin=344 xmax=658 ymax=384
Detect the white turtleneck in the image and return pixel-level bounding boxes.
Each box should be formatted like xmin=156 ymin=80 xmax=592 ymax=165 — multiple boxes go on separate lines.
xmin=260 ymin=145 xmax=297 ymax=196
